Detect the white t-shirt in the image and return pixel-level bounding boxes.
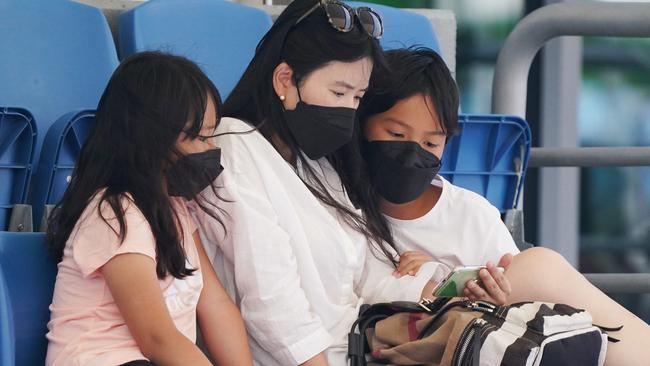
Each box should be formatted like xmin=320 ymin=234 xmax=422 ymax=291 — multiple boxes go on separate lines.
xmin=191 ymin=117 xmax=440 ymax=366
xmin=387 ymin=176 xmax=520 ymax=283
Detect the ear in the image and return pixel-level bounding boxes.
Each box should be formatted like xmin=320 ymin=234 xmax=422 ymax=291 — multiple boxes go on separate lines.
xmin=272 ymin=62 xmax=295 ymax=100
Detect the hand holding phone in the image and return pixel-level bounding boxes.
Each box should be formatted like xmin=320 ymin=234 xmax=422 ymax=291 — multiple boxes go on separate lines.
xmin=432 ymin=265 xmax=505 ymax=298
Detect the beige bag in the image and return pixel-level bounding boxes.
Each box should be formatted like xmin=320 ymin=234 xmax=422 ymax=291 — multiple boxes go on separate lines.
xmin=349 ymin=298 xmax=614 ymax=366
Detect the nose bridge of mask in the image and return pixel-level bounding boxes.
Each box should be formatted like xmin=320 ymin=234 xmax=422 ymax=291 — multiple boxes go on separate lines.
xmin=381 ymin=141 xmax=439 ymax=168
xmin=394 ymin=144 xmax=420 ymax=166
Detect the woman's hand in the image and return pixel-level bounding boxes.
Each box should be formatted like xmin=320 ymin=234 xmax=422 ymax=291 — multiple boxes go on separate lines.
xmin=394 ymin=251 xmax=433 ymax=278
xmin=463 ymin=253 xmax=513 ymax=305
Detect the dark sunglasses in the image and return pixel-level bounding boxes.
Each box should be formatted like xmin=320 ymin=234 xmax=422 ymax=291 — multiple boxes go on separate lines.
xmin=295 ymin=0 xmax=384 ymax=39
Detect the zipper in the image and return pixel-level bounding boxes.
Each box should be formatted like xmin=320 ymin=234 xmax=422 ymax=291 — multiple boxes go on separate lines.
xmin=466 ymin=300 xmax=497 ymax=314
xmin=452 ymin=318 xmax=488 ymax=366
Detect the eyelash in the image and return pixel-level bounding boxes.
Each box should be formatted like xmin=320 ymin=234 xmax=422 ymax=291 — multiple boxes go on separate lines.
xmin=388 ymin=131 xmax=405 ymax=138
xmin=332 ymin=91 xmax=364 ymax=100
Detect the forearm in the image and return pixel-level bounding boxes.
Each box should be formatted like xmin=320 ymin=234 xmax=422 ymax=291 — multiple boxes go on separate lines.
xmin=142 ymin=331 xmax=212 ymax=366
xmin=198 ymin=298 xmax=253 ymax=365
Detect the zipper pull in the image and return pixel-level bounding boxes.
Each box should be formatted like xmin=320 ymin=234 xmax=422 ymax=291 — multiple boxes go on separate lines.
xmin=467 ymin=301 xmax=496 ymax=313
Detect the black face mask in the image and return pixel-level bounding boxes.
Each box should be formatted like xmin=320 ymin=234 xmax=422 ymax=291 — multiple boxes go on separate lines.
xmin=283 ymin=88 xmax=356 ymax=160
xmin=167 ymin=148 xmax=224 ymax=200
xmin=363 ymin=140 xmax=441 ymax=204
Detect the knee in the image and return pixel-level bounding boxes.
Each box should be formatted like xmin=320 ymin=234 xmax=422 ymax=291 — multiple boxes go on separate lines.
xmin=517 ymin=246 xmax=570 ymax=268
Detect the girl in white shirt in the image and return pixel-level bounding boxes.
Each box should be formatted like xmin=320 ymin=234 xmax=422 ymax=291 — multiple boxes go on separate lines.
xmin=191 ymin=2 xmax=441 ymax=366
xmin=354 ymin=47 xmax=650 ymax=366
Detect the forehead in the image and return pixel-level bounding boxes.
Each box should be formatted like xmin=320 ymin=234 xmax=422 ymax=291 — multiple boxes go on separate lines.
xmin=373 ymin=93 xmax=443 ymax=131
xmin=304 ymin=57 xmax=373 ymax=88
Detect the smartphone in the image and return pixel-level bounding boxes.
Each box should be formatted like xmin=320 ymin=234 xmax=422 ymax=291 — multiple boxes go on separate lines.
xmin=432 ymin=265 xmax=505 ymax=298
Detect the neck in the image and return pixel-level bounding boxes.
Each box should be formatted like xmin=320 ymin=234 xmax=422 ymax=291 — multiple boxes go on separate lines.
xmin=380 ymin=184 xmax=441 ymax=220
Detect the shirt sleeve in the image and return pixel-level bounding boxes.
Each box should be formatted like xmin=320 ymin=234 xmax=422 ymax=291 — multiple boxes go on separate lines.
xmin=480 ymin=205 xmax=521 ymax=265
xmin=72 ymin=194 xmax=157 ymax=278
xmin=355 ymin=243 xmax=448 ymax=304
xmin=195 ymin=130 xmax=332 ymax=365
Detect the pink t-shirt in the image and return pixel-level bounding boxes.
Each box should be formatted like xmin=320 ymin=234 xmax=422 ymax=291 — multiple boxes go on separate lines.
xmin=46 ymin=192 xmax=203 ymax=366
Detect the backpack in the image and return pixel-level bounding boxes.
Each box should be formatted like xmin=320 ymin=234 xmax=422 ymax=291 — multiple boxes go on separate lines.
xmin=348 ymin=297 xmax=620 ymax=366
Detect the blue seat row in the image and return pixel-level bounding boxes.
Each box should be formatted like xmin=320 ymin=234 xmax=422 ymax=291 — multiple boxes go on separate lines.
xmin=0 ymin=0 xmax=529 ymax=365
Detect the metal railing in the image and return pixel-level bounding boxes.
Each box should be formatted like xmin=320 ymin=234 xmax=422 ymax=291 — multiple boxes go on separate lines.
xmin=491 ymin=1 xmax=650 ymax=293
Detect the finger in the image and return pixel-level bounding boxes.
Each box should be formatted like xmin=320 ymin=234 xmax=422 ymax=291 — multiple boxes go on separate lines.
xmin=400 ymin=251 xmax=417 ymax=259
xmin=399 ymin=260 xmax=426 ymax=276
xmin=479 ymin=268 xmax=506 ymax=304
xmin=498 ymin=253 xmax=514 ymax=269
xmin=397 ymin=254 xmax=432 ymax=274
xmin=488 ymin=263 xmax=511 ymax=296
xmin=466 ymin=279 xmax=489 ymax=300
xmin=463 ymin=287 xmax=476 ymax=300
xmin=401 ymin=251 xmax=433 ymax=262
xmin=397 ymin=257 xmax=417 ymax=273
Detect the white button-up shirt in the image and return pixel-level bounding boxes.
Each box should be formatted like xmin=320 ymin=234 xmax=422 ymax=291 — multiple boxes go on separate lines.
xmin=192 ymin=117 xmax=441 ymax=366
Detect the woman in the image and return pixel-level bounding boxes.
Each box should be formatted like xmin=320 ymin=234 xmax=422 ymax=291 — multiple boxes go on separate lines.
xmin=191 ymin=1 xmax=441 ymax=365
xmin=45 ymin=52 xmax=252 ymax=366
xmin=355 ymin=46 xmax=650 ymax=366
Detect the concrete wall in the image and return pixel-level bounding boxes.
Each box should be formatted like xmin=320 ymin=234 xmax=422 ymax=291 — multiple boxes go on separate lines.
xmin=75 ymin=0 xmax=456 ymax=74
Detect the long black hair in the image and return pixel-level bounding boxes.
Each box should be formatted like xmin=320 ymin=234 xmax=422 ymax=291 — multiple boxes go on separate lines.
xmin=47 ymin=51 xmax=224 ymax=279
xmin=223 ymin=0 xmax=398 ymax=265
xmin=358 ymin=47 xmax=459 ymax=138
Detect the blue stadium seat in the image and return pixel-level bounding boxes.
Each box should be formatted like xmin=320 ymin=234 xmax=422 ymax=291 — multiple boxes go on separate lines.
xmin=440 ymin=114 xmax=531 ymax=213
xmin=0 ymin=0 xmax=117 ymax=166
xmin=348 ymin=1 xmax=441 ymax=52
xmin=31 ymin=111 xmax=96 ymax=229
xmin=119 ymin=0 xmax=273 ymax=98
xmin=0 ymin=232 xmax=56 ymax=366
xmin=0 ymin=0 xmax=118 ymax=229
xmin=0 ymin=109 xmax=36 ymax=231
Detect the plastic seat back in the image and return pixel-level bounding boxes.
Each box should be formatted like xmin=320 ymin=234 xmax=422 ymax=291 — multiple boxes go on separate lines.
xmin=0 ymin=109 xmax=36 ymax=231
xmin=348 ymin=1 xmax=441 ymax=52
xmin=0 ymin=0 xmax=118 ymax=228
xmin=0 ymin=0 xmax=117 ymax=166
xmin=119 ymin=0 xmax=273 ymax=98
xmin=31 ymin=111 xmax=96 ymax=229
xmin=0 ymin=232 xmax=56 ymax=365
xmin=440 ymin=114 xmax=531 ymax=212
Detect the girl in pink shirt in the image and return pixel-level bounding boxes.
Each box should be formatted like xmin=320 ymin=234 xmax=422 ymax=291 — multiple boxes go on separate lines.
xmin=45 ymin=52 xmax=253 ymax=366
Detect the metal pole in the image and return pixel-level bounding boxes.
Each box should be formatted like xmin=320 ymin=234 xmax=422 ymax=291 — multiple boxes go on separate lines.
xmin=492 ymin=2 xmax=650 ymax=117
xmin=529 ymin=147 xmax=650 ymax=167
xmin=585 ymin=273 xmax=650 ymax=294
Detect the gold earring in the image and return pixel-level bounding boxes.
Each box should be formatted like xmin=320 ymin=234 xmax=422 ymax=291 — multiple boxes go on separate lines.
xmin=279 ymin=95 xmax=286 ymax=101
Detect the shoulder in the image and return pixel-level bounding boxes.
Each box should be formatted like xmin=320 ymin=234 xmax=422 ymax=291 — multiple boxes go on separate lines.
xmin=439 ymin=177 xmax=502 ymax=222
xmin=213 ymin=117 xmax=280 ymax=172
xmin=77 ymin=190 xmax=147 ymax=234
xmin=71 ymin=191 xmax=156 ymax=277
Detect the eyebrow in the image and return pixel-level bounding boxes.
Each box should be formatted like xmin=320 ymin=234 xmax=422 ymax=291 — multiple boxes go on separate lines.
xmin=384 ymin=117 xmax=446 ymax=135
xmin=333 ymin=80 xmax=368 ymax=92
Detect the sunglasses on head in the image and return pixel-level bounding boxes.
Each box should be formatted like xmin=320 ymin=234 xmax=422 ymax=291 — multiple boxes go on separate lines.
xmin=295 ymin=0 xmax=384 ymax=39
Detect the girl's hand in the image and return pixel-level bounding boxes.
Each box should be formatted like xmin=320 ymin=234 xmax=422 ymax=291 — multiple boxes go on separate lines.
xmin=394 ymin=251 xmax=433 ymax=278
xmin=463 ymin=253 xmax=513 ymax=305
